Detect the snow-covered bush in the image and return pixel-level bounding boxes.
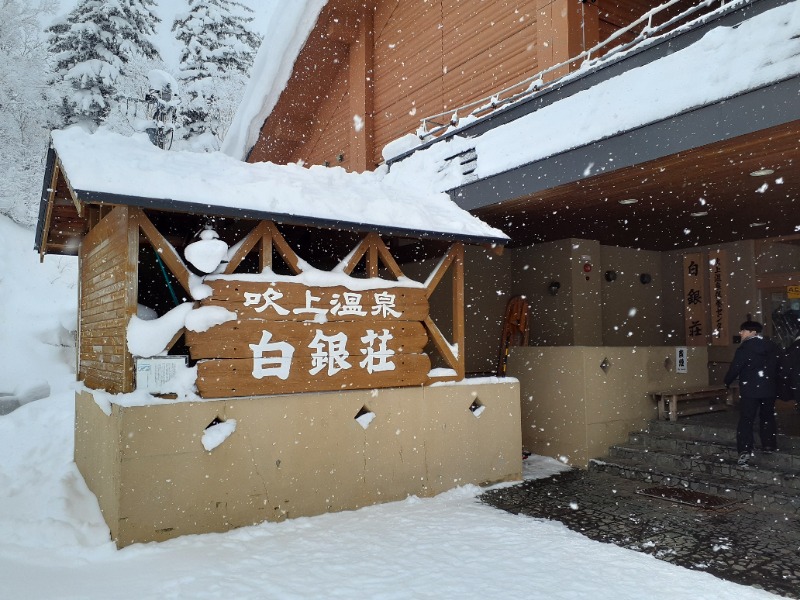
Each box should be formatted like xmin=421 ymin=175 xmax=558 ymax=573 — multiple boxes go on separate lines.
xmin=172 ymin=0 xmax=261 ymax=151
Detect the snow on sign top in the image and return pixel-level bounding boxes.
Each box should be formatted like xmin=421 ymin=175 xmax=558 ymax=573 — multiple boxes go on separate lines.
xmin=50 ymin=127 xmax=507 ymax=244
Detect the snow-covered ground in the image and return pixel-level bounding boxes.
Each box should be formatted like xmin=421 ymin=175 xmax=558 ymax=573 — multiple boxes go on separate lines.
xmin=0 ymin=215 xmax=781 ymax=599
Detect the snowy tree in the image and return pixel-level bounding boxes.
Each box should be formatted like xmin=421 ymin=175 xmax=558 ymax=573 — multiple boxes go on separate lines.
xmin=0 ymin=0 xmax=58 ymax=225
xmin=172 ymin=0 xmax=261 ymax=151
xmin=47 ymin=0 xmax=161 ymax=128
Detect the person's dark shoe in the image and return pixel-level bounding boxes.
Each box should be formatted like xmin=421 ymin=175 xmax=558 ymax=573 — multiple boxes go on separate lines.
xmin=737 ymin=452 xmax=751 ymax=466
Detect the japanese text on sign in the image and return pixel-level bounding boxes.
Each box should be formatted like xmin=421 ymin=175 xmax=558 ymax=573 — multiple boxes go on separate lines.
xmin=243 ymin=287 xmax=402 ymax=320
xmin=250 ymin=328 xmax=397 ymax=380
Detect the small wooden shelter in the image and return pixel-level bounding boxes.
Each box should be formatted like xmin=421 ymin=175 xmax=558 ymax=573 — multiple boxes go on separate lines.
xmin=36 ymin=127 xmax=508 ymax=399
xmin=35 ymin=127 xmax=520 ymax=547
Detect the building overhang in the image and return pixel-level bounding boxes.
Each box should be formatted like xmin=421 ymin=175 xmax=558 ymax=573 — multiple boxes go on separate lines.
xmin=384 ymin=0 xmax=800 ymax=251
xmin=451 ymin=75 xmax=800 ymax=250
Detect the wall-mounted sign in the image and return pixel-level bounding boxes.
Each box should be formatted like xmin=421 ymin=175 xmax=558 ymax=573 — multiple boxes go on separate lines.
xmin=675 ymin=347 xmax=688 ymax=374
xmin=683 ymin=253 xmax=708 ymax=346
xmin=186 ymin=280 xmax=431 ymax=397
xmin=708 ymin=249 xmax=729 ymax=346
xmin=788 ymin=285 xmax=800 ymax=300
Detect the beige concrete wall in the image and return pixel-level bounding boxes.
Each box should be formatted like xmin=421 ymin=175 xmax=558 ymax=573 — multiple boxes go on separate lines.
xmin=75 ymin=380 xmax=521 ymax=547
xmin=507 ymin=345 xmax=709 ymax=467
xmin=756 ymin=240 xmax=800 ymax=274
xmin=75 ymin=390 xmax=121 ymax=538
xmin=508 ymin=239 xmax=579 ymax=346
xmin=600 ymin=245 xmax=665 ymax=346
xmin=568 ymin=240 xmax=603 ymax=346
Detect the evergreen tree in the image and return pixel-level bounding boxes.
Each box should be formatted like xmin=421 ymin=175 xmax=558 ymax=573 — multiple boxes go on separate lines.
xmin=47 ymin=0 xmax=161 ymax=128
xmin=173 ymin=0 xmax=261 ymax=150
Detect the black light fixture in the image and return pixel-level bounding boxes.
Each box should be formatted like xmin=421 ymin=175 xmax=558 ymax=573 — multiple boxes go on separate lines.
xmin=604 ymin=270 xmax=617 ymax=282
xmin=640 ymin=273 xmax=652 ymax=285
xmin=548 ymin=281 xmax=561 ymax=296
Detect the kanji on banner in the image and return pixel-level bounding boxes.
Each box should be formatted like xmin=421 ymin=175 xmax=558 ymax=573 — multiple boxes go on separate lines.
xmin=683 ymin=253 xmax=708 ymax=346
xmin=708 ymin=249 xmax=729 ymax=346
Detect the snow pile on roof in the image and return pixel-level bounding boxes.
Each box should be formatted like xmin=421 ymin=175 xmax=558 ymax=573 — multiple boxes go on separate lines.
xmin=50 ymin=127 xmax=507 ymax=242
xmin=394 ymin=0 xmax=800 ymax=188
xmin=221 ymin=0 xmax=327 ymax=160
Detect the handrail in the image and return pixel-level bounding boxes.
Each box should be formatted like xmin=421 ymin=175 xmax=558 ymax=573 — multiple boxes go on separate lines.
xmin=417 ymin=0 xmax=740 ymax=140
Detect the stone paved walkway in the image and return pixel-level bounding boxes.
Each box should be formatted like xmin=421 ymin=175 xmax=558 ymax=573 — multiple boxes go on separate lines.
xmin=481 ymin=469 xmax=800 ymax=598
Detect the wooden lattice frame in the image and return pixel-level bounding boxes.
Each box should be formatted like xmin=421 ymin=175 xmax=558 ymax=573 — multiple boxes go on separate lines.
xmin=134 ymin=212 xmax=467 ymax=385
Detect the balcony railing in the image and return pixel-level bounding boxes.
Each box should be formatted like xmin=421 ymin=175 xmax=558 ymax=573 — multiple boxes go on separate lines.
xmin=417 ymin=0 xmax=742 ymax=141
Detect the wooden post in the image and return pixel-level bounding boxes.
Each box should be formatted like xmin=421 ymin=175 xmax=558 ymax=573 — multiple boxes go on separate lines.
xmin=264 ymin=221 xmax=303 ymax=275
xmin=260 ymin=229 xmax=273 ymax=271
xmin=452 ymin=243 xmax=465 ymax=379
xmin=137 ymin=209 xmax=193 ymax=296
xmin=124 ymin=207 xmax=139 ymax=392
xmin=223 ymin=221 xmax=269 ymax=274
xmin=348 ymin=6 xmax=375 ymax=172
xmin=423 ymin=243 xmax=466 ymax=381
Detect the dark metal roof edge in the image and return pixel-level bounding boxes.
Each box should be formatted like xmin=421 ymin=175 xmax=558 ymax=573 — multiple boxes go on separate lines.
xmin=447 ymin=74 xmax=800 ymax=210
xmin=385 ymin=0 xmax=784 ymax=167
xmin=74 ymin=189 xmax=508 ymax=247
xmin=34 ymin=145 xmax=57 ymax=253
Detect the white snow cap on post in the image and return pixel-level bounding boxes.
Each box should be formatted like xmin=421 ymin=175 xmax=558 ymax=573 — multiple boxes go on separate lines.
xmin=184 ymin=228 xmax=229 ymax=274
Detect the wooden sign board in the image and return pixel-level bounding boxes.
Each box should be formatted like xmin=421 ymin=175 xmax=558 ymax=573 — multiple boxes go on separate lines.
xmin=683 ymin=253 xmax=708 ymax=346
xmin=189 ymin=281 xmax=431 ymax=398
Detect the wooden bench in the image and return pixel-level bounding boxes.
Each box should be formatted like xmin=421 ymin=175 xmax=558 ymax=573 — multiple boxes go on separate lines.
xmin=651 ymin=385 xmax=736 ymax=422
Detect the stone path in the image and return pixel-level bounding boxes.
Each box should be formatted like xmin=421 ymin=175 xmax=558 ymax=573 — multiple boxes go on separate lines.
xmin=481 ymin=469 xmax=800 ymax=598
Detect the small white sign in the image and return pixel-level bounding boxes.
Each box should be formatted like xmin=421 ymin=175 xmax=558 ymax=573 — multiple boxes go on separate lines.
xmin=675 ymin=347 xmax=688 ymax=374
xmin=136 ymin=356 xmax=188 ymax=393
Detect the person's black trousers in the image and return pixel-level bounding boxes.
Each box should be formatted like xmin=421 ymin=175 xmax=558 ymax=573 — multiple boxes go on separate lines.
xmin=736 ymin=395 xmax=777 ymax=454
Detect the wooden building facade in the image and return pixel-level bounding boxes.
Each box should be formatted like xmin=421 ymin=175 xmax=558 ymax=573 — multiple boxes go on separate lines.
xmin=248 ymin=0 xmax=702 ymax=171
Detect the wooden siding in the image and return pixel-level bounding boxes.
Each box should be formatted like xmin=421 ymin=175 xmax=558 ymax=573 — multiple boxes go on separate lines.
xmin=253 ymin=0 xmax=718 ymax=169
xmin=372 ymin=0 xmax=539 ymax=165
xmin=301 ymin=62 xmax=352 ymax=168
xmin=79 ymin=206 xmax=137 ymax=393
xmin=441 ymin=0 xmax=538 ymax=110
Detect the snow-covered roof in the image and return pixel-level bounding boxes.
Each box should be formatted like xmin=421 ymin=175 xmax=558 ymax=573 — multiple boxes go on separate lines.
xmin=391 ymin=0 xmax=800 ymax=191
xmin=50 ymin=127 xmax=507 ymax=244
xmin=221 ymin=1 xmax=327 ymax=160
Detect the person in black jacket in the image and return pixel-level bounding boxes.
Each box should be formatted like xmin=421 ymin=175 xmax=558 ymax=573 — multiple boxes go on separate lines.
xmin=724 ymin=320 xmax=779 ymax=466
xmin=779 ymin=333 xmax=800 ymax=411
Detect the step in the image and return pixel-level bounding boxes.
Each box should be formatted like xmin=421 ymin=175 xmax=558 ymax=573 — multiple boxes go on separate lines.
xmin=607 ymin=445 xmax=800 ymax=491
xmin=626 ymin=432 xmax=800 ymax=470
xmin=589 ymin=455 xmax=800 ymax=514
xmin=644 ymin=420 xmax=800 ymax=452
